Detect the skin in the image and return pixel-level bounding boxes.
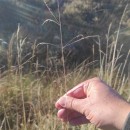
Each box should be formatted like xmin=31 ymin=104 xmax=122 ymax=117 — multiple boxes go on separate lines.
xmin=55 ymin=77 xmax=130 ymax=130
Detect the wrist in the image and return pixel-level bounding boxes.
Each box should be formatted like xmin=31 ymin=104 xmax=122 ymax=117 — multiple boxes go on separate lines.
xmin=114 ymin=101 xmax=130 ymax=130
xmin=122 ymin=112 xmax=130 ymax=130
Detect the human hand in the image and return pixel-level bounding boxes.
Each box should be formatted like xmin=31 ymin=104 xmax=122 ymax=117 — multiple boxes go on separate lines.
xmin=55 ymin=77 xmax=130 ymax=130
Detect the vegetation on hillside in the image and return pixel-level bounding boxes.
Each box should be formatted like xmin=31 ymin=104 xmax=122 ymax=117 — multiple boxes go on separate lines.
xmin=0 ymin=0 xmax=130 ymax=71
xmin=0 ymin=0 xmax=129 ymax=130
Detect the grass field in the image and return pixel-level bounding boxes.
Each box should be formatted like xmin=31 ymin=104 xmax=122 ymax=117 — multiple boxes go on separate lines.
xmin=0 ymin=34 xmax=129 ymax=130
xmin=0 ymin=1 xmax=130 ymax=130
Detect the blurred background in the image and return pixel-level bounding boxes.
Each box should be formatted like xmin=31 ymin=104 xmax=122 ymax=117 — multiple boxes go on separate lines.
xmin=0 ymin=0 xmax=130 ymax=130
xmin=0 ymin=0 xmax=129 ymax=72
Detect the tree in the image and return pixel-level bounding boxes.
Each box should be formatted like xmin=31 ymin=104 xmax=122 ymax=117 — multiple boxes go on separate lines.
xmin=63 ymin=0 xmax=129 ymax=36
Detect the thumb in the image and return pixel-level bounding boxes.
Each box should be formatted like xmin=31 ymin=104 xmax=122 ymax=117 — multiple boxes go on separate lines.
xmin=57 ymin=96 xmax=87 ymax=114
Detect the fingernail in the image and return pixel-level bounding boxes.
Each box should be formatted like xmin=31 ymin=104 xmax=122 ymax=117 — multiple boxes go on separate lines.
xmin=73 ymin=87 xmax=83 ymax=95
xmin=58 ymin=96 xmax=66 ymax=107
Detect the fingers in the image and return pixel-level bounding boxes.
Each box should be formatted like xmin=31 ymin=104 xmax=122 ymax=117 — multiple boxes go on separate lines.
xmin=55 ymin=101 xmax=63 ymax=109
xmin=57 ymin=108 xmax=89 ymax=126
xmin=57 ymin=96 xmax=77 ymax=109
xmin=66 ymin=77 xmax=101 ymax=98
xmin=66 ymin=83 xmax=87 ymax=98
xmin=55 ymin=77 xmax=101 ymax=111
xmin=70 ymin=116 xmax=90 ymax=126
xmin=57 ymin=108 xmax=84 ymax=122
xmin=56 ymin=96 xmax=88 ymax=115
xmin=55 ymin=85 xmax=86 ymax=109
xmin=55 ymin=77 xmax=101 ymax=126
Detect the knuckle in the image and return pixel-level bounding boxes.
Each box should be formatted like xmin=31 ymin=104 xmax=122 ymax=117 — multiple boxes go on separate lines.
xmin=91 ymin=77 xmax=101 ymax=82
xmin=70 ymin=97 xmax=76 ymax=109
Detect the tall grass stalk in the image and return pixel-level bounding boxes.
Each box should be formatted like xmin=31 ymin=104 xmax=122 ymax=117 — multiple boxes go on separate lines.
xmin=98 ymin=5 xmax=129 ymax=93
xmin=109 ymin=5 xmax=128 ymax=85
xmin=57 ymin=0 xmax=67 ymax=90
xmin=0 ymin=1 xmax=129 ymax=130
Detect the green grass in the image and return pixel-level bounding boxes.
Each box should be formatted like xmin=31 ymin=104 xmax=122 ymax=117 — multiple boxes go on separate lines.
xmin=0 ymin=1 xmax=129 ymax=130
xmin=0 ymin=24 xmax=130 ymax=130
xmin=0 ymin=40 xmax=129 ymax=130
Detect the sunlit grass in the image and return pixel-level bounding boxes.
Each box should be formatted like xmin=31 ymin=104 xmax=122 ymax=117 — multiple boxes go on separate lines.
xmin=0 ymin=40 xmax=129 ymax=130
xmin=0 ymin=1 xmax=129 ymax=130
